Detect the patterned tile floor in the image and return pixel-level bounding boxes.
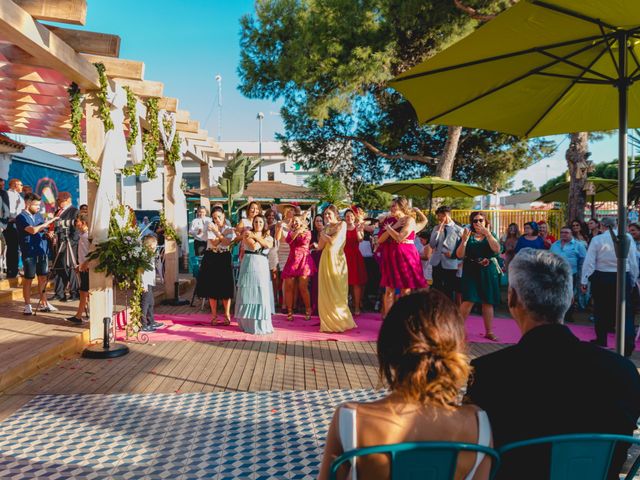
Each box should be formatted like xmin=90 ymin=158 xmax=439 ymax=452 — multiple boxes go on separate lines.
xmin=0 ymin=389 xmax=386 ymax=480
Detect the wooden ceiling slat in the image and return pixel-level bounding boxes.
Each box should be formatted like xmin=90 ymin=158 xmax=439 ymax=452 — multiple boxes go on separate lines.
xmin=157 ymin=97 xmax=178 ymax=112
xmin=176 ymin=119 xmax=199 ymax=133
xmin=0 ymin=63 xmax=71 ymax=85
xmin=112 ymin=78 xmax=163 ymax=98
xmin=0 ymin=1 xmax=98 ymax=88
xmin=45 ymin=26 xmax=120 ymax=57
xmin=83 ymin=55 xmax=144 ymax=80
xmin=0 ymin=90 xmax=67 ymax=106
xmin=12 ymin=0 xmax=87 ymax=26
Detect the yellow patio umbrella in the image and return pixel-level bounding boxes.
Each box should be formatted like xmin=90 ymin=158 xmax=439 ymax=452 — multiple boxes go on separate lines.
xmin=390 ymin=0 xmax=640 ymax=354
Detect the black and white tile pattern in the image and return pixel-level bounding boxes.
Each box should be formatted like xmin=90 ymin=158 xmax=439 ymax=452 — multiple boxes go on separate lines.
xmin=0 ymin=389 xmax=385 ymax=480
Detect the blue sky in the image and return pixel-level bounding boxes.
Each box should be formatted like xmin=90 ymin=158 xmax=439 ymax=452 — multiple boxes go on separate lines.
xmin=78 ymin=0 xmax=283 ymax=142
xmin=56 ymin=1 xmax=622 ymax=189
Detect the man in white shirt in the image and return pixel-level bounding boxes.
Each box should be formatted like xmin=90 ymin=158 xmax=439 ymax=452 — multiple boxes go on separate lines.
xmin=4 ymin=178 xmax=25 ymax=278
xmin=189 ymin=206 xmax=211 ymax=256
xmin=581 ymin=217 xmax=639 ymax=355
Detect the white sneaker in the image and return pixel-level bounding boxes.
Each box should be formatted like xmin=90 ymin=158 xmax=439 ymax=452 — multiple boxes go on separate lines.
xmin=40 ymin=302 xmax=59 ymax=312
xmin=23 ymin=304 xmax=33 ymax=315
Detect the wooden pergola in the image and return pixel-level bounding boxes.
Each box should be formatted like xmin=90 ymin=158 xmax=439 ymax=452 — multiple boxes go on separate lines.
xmin=0 ymin=0 xmax=224 ymax=340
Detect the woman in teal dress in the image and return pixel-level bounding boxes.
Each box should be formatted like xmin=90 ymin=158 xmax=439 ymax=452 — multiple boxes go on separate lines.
xmin=455 ymin=212 xmax=502 ymax=341
xmin=235 ymin=214 xmax=275 ymax=335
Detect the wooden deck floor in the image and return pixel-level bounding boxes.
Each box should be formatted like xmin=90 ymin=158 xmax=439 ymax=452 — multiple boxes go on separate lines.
xmin=0 ymin=340 xmax=506 ymax=421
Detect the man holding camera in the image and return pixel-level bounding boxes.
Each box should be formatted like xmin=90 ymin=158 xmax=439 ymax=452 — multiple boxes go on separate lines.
xmin=52 ymin=192 xmax=79 ymax=302
xmin=16 ymin=193 xmax=59 ymax=315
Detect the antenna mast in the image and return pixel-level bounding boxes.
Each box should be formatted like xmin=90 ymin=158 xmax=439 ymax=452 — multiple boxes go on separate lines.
xmin=215 ymin=74 xmax=223 ymax=142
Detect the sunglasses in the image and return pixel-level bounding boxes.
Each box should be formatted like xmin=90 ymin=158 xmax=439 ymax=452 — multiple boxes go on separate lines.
xmin=472 ymin=218 xmax=485 ymax=223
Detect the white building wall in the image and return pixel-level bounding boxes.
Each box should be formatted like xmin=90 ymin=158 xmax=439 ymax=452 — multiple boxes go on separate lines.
xmin=216 ymin=141 xmax=313 ymax=187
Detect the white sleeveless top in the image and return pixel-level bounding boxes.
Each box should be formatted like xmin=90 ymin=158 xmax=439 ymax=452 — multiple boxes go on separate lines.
xmin=338 ymin=407 xmax=491 ymax=480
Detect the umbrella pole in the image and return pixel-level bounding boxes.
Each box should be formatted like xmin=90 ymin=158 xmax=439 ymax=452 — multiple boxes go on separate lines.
xmin=591 ymin=195 xmax=595 ymax=219
xmin=615 ymin=30 xmax=631 ymax=356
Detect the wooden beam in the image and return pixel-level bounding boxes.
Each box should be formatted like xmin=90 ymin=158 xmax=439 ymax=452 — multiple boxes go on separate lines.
xmin=182 ymin=129 xmax=209 ymax=141
xmin=175 ymin=110 xmax=190 ymax=123
xmin=176 ymin=119 xmax=199 ymax=133
xmin=0 ymin=0 xmax=98 ymax=88
xmin=157 ymin=97 xmax=178 ymax=112
xmin=46 ymin=26 xmax=120 ymax=57
xmin=83 ymin=55 xmax=144 ymax=80
xmin=112 ymin=78 xmax=163 ymax=98
xmin=12 ymin=0 xmax=87 ymax=26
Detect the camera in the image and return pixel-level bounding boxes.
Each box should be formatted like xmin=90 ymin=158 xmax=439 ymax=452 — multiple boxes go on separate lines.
xmin=55 ymin=218 xmax=75 ymax=229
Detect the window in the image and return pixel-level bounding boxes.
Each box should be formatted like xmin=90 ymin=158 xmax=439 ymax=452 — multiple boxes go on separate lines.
xmin=267 ymin=171 xmax=275 ymax=181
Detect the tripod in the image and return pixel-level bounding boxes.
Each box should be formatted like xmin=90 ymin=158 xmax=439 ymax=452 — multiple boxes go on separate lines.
xmin=35 ymin=229 xmax=82 ymax=316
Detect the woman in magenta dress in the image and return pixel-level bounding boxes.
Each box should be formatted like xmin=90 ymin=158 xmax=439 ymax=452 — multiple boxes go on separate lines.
xmin=343 ymin=209 xmax=367 ymax=316
xmin=309 ymin=214 xmax=324 ymax=315
xmin=281 ymin=214 xmax=316 ymax=321
xmin=377 ymin=197 xmax=426 ymax=314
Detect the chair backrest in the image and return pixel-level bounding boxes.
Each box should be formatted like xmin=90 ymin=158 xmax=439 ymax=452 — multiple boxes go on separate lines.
xmin=498 ymin=434 xmax=640 ymax=480
xmin=329 ymin=441 xmax=500 ymax=480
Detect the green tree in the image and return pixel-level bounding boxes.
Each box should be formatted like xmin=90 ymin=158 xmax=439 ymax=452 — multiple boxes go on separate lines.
xmin=217 ymin=150 xmax=261 ymax=218
xmin=351 ymin=181 xmax=392 ymax=211
xmin=509 ymin=179 xmax=537 ymax=195
xmin=306 ymin=174 xmax=349 ymax=206
xmin=239 ymin=0 xmax=554 ymax=188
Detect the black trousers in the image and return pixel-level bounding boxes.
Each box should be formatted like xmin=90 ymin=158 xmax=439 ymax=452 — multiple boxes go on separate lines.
xmin=431 ymin=264 xmax=458 ymax=301
xmin=141 ymin=288 xmax=154 ymax=327
xmin=3 ymin=224 xmax=18 ymax=278
xmin=194 ymin=239 xmax=207 ymax=257
xmin=591 ymin=271 xmax=635 ymax=351
xmin=53 ymin=241 xmax=79 ymax=299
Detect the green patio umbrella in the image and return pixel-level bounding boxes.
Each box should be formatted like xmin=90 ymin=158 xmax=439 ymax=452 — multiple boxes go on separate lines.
xmin=376 ymin=176 xmax=490 ymax=213
xmin=536 ymin=177 xmax=619 ymax=217
xmin=389 ymin=0 xmax=639 ymax=355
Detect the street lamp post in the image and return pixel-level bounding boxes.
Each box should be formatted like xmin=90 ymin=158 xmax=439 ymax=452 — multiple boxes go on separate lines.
xmin=257 ymin=112 xmax=264 ymax=181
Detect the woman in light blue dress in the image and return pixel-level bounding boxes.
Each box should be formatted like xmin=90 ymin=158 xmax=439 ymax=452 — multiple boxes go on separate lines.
xmin=235 ymin=214 xmax=275 ymax=334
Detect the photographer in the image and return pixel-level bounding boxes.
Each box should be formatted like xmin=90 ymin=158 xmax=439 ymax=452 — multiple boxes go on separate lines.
xmin=52 ymin=192 xmax=79 ymax=302
xmin=16 ymin=193 xmax=59 ymax=315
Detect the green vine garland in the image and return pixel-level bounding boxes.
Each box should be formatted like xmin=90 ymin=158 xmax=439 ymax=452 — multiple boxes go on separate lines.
xmin=67 ymin=83 xmax=100 ymax=183
xmin=94 ymin=63 xmax=114 ymax=132
xmin=159 ymin=210 xmax=181 ymax=246
xmin=163 ymin=117 xmax=182 ymax=167
xmin=143 ymin=98 xmax=160 ymax=179
xmin=122 ymin=97 xmax=159 ymax=178
xmin=124 ymin=86 xmax=138 ymax=152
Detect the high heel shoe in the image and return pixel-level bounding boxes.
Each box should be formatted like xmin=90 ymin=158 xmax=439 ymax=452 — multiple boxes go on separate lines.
xmin=304 ymin=310 xmax=311 ymax=321
xmin=287 ymin=310 xmax=294 ymax=321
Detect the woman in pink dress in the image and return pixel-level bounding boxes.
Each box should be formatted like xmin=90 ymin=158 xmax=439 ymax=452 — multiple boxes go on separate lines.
xmin=378 ymin=197 xmax=426 ymax=314
xmin=281 ymin=214 xmax=316 ymax=321
xmin=343 ymin=209 xmax=367 ymax=316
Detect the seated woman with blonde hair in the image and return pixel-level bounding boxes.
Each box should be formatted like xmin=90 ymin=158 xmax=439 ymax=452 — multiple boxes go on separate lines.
xmin=318 ymin=289 xmax=493 ymax=480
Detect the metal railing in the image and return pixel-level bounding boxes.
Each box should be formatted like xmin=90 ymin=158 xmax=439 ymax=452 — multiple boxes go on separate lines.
xmin=451 ymin=209 xmax=565 ymax=238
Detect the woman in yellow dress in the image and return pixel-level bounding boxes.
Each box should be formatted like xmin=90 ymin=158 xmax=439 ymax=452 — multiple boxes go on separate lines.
xmin=318 ymin=205 xmax=357 ymax=333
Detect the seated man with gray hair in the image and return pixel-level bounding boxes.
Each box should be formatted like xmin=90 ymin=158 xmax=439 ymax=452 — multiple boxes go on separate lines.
xmin=466 ymin=248 xmax=640 ymax=480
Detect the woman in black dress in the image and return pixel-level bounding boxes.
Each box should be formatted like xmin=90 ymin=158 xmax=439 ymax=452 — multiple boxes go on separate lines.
xmin=196 ymin=206 xmax=236 ymax=325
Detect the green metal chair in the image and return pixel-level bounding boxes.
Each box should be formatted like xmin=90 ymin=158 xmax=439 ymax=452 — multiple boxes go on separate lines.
xmin=329 ymin=441 xmax=500 ymax=480
xmin=498 ymin=434 xmax=640 ymax=480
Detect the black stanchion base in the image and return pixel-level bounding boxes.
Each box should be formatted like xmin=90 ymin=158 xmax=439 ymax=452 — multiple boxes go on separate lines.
xmin=82 ymin=343 xmax=129 ymax=359
xmin=161 ymin=298 xmax=190 ymax=306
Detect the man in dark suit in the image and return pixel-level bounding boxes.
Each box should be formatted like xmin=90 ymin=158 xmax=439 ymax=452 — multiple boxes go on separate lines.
xmin=466 ymin=248 xmax=640 ymax=480
xmin=52 ymin=192 xmax=79 ymax=301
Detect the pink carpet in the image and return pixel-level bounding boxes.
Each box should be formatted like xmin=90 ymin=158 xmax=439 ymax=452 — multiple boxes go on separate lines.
xmin=116 ymin=312 xmax=638 ymax=347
